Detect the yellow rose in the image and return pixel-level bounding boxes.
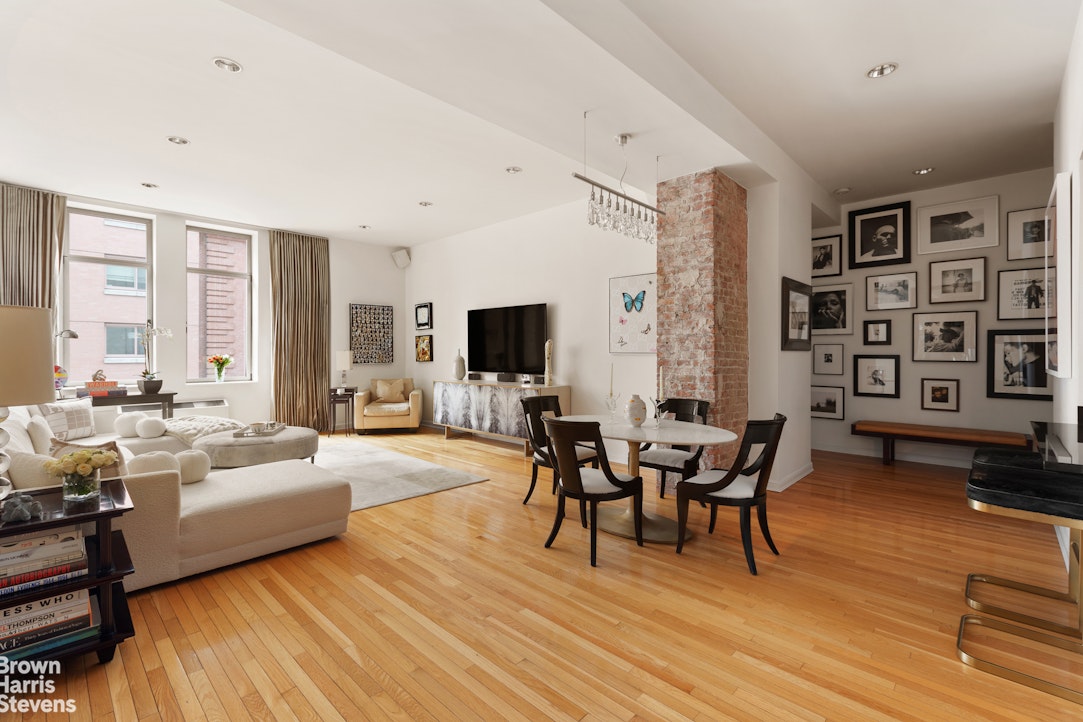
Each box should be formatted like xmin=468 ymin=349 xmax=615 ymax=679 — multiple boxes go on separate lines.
xmin=60 ymin=458 xmax=77 ymax=474
xmin=75 ymin=463 xmax=94 ymax=476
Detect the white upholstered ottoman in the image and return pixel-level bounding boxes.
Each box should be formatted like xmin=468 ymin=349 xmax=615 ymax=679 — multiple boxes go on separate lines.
xmin=193 ymin=426 xmax=320 ymax=468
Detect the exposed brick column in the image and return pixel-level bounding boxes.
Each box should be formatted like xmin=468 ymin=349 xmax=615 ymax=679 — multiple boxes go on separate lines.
xmin=656 ymin=169 xmax=748 ymax=479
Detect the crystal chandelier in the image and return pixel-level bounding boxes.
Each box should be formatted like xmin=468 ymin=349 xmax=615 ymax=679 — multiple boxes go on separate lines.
xmin=575 ymin=126 xmax=663 ymax=244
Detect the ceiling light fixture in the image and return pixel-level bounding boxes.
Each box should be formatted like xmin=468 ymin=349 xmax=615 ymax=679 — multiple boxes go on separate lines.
xmin=575 ymin=114 xmax=662 ymax=244
xmin=832 ymin=186 xmax=852 ymax=196
xmin=141 ymin=182 xmax=158 ymax=189
xmin=913 ymin=167 xmax=935 ymax=175
xmin=212 ymin=57 xmax=243 ymax=73
xmin=167 ymin=136 xmax=189 ymax=145
xmin=418 ymin=201 xmax=433 ymax=207
xmin=505 ymin=166 xmax=523 ymax=174
xmin=358 ymin=225 xmax=371 ymax=230
xmin=866 ymin=62 xmax=898 ymax=79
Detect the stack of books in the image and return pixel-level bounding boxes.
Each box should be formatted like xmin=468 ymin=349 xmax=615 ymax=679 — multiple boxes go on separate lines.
xmin=0 ymin=590 xmax=100 ymax=659
xmin=0 ymin=525 xmax=89 ymax=597
xmin=83 ymin=380 xmax=126 ymax=397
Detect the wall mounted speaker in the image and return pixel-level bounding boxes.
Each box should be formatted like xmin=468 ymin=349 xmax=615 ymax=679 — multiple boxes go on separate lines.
xmin=391 ymin=248 xmax=411 ymax=269
xmin=496 ymin=372 xmax=517 ymax=382
xmin=467 ymin=373 xmax=481 ymax=381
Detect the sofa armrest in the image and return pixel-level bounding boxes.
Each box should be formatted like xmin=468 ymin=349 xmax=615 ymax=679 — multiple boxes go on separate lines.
xmin=353 ymin=389 xmax=372 ymax=428
xmin=408 ymin=388 xmax=422 ymax=427
xmin=114 ymin=469 xmax=182 ymax=591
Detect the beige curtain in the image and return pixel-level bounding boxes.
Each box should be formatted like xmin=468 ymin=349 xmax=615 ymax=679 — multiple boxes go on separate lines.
xmin=269 ymin=230 xmax=331 ymax=429
xmin=0 ymin=183 xmax=66 ymax=311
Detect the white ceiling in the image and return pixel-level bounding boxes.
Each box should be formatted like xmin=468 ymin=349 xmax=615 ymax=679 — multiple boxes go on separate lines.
xmin=1 ymin=0 xmax=1079 ymax=248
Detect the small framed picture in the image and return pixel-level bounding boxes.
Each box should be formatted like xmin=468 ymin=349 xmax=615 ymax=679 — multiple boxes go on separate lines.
xmin=781 ymin=276 xmax=812 ymax=351
xmin=415 ymin=302 xmax=433 ymax=330
xmin=848 ymin=201 xmax=911 ymax=269
xmin=853 ymin=355 xmax=900 ymax=398
xmin=811 ymin=283 xmax=853 ymax=335
xmin=865 ymin=271 xmax=917 ymax=311
xmin=864 ymin=320 xmax=891 ymax=345
xmin=921 ymin=378 xmax=959 ymax=412
xmin=812 ymin=235 xmax=842 ymax=278
xmin=986 ymin=329 xmax=1054 ymax=400
xmin=998 ymin=267 xmax=1055 ymax=320
xmin=913 ymin=311 xmax=978 ymax=362
xmin=929 ymin=257 xmax=985 ymax=304
xmin=414 ymin=334 xmax=433 ymax=362
xmin=916 ymin=195 xmax=999 ymax=255
xmin=813 ymin=344 xmax=844 ymax=375
xmin=811 ymin=385 xmax=845 ymax=420
xmin=1006 ymin=207 xmax=1050 ymax=260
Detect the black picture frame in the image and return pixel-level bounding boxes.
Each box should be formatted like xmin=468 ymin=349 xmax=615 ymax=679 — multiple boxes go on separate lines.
xmin=415 ymin=334 xmax=433 ymax=362
xmin=921 ymin=378 xmax=959 ymax=412
xmin=853 ymin=354 xmax=900 ymax=398
xmin=415 ymin=302 xmax=433 ymax=330
xmin=928 ymin=257 xmax=985 ymax=304
xmin=811 ymin=386 xmax=845 ymax=420
xmin=863 ymin=320 xmax=891 ymax=345
xmin=812 ymin=235 xmax=842 ymax=278
xmin=848 ymin=201 xmax=911 ymax=270
xmin=912 ymin=311 xmax=978 ymax=363
xmin=781 ymin=276 xmax=812 ymax=350
xmin=811 ymin=282 xmax=853 ymax=336
xmin=986 ymin=328 xmax=1055 ymax=400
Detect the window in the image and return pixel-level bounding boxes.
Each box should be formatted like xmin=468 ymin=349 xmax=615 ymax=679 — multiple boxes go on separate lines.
xmin=61 ymin=209 xmax=152 ymax=385
xmin=186 ymin=226 xmax=252 ymax=381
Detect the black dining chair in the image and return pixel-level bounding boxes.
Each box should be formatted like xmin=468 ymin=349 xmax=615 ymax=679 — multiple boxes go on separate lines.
xmin=638 ymin=398 xmax=710 ymax=498
xmin=542 ymin=417 xmax=643 ymax=567
xmin=520 ymin=395 xmax=598 ymax=505
xmin=674 ymin=413 xmax=787 ymax=575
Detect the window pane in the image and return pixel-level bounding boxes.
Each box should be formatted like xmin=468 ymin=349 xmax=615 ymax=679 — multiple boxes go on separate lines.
xmin=187 ymin=273 xmax=250 ymax=380
xmin=66 ymin=259 xmax=147 ymax=383
xmin=105 ymin=265 xmax=146 ymax=291
xmin=187 ymin=227 xmax=249 ymax=273
xmin=68 ymin=211 xmax=147 ymax=262
xmin=105 ymin=325 xmax=142 ymax=356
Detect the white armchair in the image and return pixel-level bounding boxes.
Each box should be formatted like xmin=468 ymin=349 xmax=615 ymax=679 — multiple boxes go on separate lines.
xmin=353 ymin=378 xmax=422 ymax=432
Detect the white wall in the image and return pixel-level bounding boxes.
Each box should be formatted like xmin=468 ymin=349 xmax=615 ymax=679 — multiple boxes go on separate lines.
xmin=810 ymin=168 xmax=1054 ymax=467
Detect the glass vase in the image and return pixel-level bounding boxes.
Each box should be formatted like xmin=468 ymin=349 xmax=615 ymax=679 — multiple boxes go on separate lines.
xmin=63 ymin=469 xmax=100 ymax=501
xmin=214 ymin=366 xmax=226 ymax=383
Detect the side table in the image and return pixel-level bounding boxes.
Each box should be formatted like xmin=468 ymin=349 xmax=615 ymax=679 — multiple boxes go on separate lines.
xmin=329 ymin=387 xmax=356 ymax=436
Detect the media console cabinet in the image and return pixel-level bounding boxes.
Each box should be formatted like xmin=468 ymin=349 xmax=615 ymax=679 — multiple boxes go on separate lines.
xmin=433 ymin=380 xmax=570 ymax=454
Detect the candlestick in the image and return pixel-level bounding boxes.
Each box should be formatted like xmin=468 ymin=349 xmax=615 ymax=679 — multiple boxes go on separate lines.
xmin=609 ymin=363 xmax=613 ymax=397
xmin=658 ymin=367 xmax=664 ymax=399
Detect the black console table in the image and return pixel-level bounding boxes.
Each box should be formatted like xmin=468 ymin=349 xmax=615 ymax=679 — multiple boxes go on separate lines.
xmin=958 ymin=423 xmax=1083 ymax=702
xmin=90 ymin=391 xmax=176 ymax=418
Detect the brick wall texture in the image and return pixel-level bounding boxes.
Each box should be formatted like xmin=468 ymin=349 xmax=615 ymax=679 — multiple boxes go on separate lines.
xmin=656 ymin=169 xmax=748 ymax=476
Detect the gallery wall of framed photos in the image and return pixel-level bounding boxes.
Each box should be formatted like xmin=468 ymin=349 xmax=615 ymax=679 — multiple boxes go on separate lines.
xmin=808 ymin=167 xmax=1062 ymax=468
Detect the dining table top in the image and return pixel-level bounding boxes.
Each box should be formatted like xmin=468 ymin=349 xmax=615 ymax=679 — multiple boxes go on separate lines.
xmin=559 ymin=414 xmax=738 ymax=446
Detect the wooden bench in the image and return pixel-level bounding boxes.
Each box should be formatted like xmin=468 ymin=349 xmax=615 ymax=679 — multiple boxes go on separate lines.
xmin=850 ymin=420 xmax=1034 ymax=465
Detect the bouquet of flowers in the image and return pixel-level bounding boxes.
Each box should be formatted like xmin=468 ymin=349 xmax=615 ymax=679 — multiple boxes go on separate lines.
xmin=208 ymin=354 xmax=234 ymax=381
xmin=44 ymin=448 xmax=118 ymax=497
xmin=141 ymin=320 xmax=172 ymax=378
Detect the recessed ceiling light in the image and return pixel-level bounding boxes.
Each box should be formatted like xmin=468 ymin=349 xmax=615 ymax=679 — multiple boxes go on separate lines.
xmin=913 ymin=167 xmax=935 ymax=175
xmin=832 ymin=186 xmax=852 ymax=196
xmin=141 ymin=182 xmax=158 ymax=189
xmin=213 ymin=57 xmax=243 ymax=73
xmin=505 ymin=166 xmax=523 ymax=174
xmin=358 ymin=225 xmax=371 ymax=230
xmin=418 ymin=201 xmax=433 ymax=207
xmin=167 ymin=136 xmax=190 ymax=145
xmin=866 ymin=62 xmax=898 ymax=79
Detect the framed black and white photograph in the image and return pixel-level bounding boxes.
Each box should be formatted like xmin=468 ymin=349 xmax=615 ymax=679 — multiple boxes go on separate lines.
xmin=813 ymin=343 xmax=844 ymax=375
xmin=781 ymin=276 xmax=812 ymax=350
xmin=864 ymin=320 xmax=891 ymax=345
xmin=415 ymin=302 xmax=433 ymax=330
xmin=811 ymin=283 xmax=853 ymax=335
xmin=929 ymin=257 xmax=985 ymax=304
xmin=912 ymin=311 xmax=977 ymax=362
xmin=848 ymin=201 xmax=910 ymax=269
xmin=853 ymin=354 xmax=900 ymax=398
xmin=1046 ymin=172 xmax=1071 ymax=378
xmin=986 ymin=329 xmax=1055 ymax=400
xmin=916 ymin=195 xmax=999 ymax=255
xmin=998 ymin=267 xmax=1055 ymax=320
xmin=1006 ymin=207 xmax=1050 ymax=260
xmin=865 ymin=271 xmax=917 ymax=311
xmin=811 ymin=386 xmax=845 ymax=420
xmin=812 ymin=234 xmax=842 ymax=278
xmin=921 ymin=378 xmax=959 ymax=412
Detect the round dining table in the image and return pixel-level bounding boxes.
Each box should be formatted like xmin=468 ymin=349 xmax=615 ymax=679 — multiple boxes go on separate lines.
xmin=560 ymin=414 xmax=737 ymax=544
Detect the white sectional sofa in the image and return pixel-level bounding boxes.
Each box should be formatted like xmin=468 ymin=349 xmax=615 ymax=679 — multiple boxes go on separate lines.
xmin=1 ymin=403 xmax=351 ymax=591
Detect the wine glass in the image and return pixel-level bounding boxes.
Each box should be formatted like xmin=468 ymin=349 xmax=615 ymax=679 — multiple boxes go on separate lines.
xmin=604 ymin=393 xmax=619 ymax=422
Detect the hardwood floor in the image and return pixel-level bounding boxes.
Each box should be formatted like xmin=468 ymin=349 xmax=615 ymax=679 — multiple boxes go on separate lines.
xmin=23 ymin=428 xmax=1082 ymax=720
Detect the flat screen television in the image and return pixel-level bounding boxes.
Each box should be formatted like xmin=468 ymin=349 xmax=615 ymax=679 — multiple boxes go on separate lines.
xmin=468 ymin=303 xmax=547 ymax=375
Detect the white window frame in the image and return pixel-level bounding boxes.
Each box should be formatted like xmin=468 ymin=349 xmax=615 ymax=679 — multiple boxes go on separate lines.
xmin=186 ymin=224 xmax=253 ymax=382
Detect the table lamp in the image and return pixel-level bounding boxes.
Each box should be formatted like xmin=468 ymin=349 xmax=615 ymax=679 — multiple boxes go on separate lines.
xmin=0 ymin=306 xmax=57 ymax=482
xmin=336 ymin=350 xmax=351 ymax=390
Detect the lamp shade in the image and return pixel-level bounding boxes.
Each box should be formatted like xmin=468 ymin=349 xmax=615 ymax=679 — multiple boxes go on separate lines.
xmin=336 ymin=350 xmax=352 ymax=372
xmin=0 ymin=305 xmax=57 ymax=406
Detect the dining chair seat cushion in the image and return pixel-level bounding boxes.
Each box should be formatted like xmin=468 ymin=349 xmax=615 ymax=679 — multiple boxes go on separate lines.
xmin=536 ymin=445 xmax=597 ymax=467
xmin=683 ymin=469 xmax=757 ymax=500
xmin=579 ymin=467 xmax=635 ymax=494
xmin=639 ymin=448 xmax=695 ymax=466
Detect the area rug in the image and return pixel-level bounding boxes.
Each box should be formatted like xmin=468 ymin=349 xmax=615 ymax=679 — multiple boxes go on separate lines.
xmin=314 ymin=436 xmax=488 ymax=511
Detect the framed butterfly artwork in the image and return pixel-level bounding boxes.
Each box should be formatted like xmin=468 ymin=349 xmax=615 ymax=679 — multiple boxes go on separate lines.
xmin=609 ymin=273 xmax=657 ymax=353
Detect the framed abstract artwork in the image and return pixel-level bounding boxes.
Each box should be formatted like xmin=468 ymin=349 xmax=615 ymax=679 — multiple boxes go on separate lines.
xmin=415 ymin=334 xmax=433 ymax=362
xmin=415 ymin=302 xmax=432 ymax=330
xmin=609 ymin=273 xmax=657 ymax=353
xmin=848 ymin=201 xmax=911 ymax=269
xmin=349 ymin=303 xmax=394 ymax=364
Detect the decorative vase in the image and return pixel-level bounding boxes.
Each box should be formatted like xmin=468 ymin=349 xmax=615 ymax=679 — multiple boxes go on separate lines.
xmin=63 ymin=469 xmax=100 ymax=502
xmin=624 ymin=394 xmax=646 ymax=427
xmin=453 ymin=349 xmax=466 ymax=380
xmin=138 ymin=378 xmax=163 ymax=394
xmin=214 ymin=366 xmax=226 ymax=383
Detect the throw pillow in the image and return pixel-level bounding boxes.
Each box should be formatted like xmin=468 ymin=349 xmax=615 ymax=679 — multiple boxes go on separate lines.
xmin=25 ymin=416 xmax=54 ymax=455
xmin=376 ymin=378 xmax=405 ymax=403
xmin=135 ymin=417 xmax=167 ymax=438
xmin=114 ymin=411 xmax=147 ymax=438
xmin=126 ymin=450 xmax=181 ymax=476
xmin=49 ymin=438 xmax=127 ymax=480
xmin=36 ymin=398 xmax=95 ymax=441
xmin=6 ymin=451 xmax=58 ymax=490
xmin=175 ymin=450 xmax=211 ymax=484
